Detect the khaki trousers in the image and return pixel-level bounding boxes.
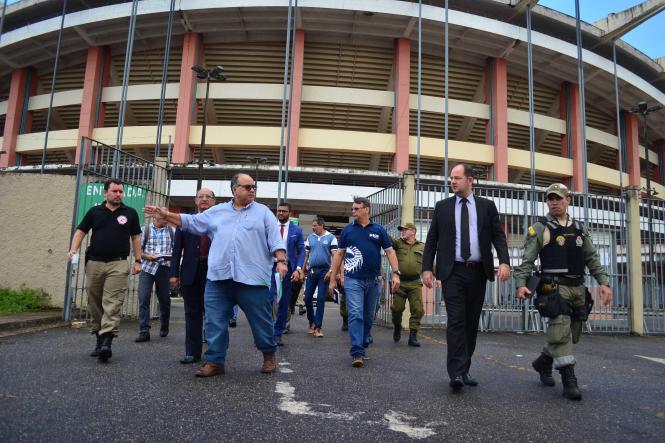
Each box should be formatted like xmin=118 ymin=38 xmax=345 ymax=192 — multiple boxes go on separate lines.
xmin=544 ymin=284 xmax=586 ymax=368
xmin=86 ymin=260 xmax=129 ymax=335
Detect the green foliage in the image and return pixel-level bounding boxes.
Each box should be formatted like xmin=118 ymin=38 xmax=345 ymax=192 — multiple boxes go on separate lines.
xmin=0 ymin=286 xmax=51 ymax=314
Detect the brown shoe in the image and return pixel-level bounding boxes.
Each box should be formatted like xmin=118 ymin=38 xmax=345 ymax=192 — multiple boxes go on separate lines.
xmin=307 ymin=323 xmax=315 ymax=334
xmin=261 ymin=352 xmax=277 ymax=374
xmin=314 ymin=328 xmax=324 ymax=338
xmin=195 ymin=361 xmax=225 ymax=377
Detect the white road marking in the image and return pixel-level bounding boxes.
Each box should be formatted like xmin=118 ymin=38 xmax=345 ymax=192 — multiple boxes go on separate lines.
xmin=275 ymin=382 xmax=355 ymax=421
xmin=635 ymin=355 xmax=665 ymax=365
xmin=384 ymin=410 xmax=437 ymax=440
xmin=279 ymin=367 xmax=294 ymax=373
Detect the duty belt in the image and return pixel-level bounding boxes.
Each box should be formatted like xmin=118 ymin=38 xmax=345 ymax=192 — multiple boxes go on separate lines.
xmin=400 ymin=274 xmax=421 ymax=282
xmin=541 ymin=274 xmax=584 ymax=287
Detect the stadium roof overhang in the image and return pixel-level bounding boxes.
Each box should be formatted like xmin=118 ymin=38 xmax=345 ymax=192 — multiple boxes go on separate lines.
xmin=1 ymin=0 xmax=664 ymax=138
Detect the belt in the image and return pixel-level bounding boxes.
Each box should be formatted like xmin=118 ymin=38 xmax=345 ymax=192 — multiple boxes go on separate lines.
xmin=541 ymin=274 xmax=584 ymax=287
xmin=87 ymin=256 xmax=126 ymax=263
xmin=454 ymin=261 xmax=481 ymax=268
xmin=198 ymin=256 xmax=208 ymax=262
xmin=400 ymin=274 xmax=421 ymax=282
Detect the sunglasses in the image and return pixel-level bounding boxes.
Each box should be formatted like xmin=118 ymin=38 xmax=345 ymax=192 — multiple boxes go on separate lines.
xmin=236 ymin=184 xmax=257 ymax=191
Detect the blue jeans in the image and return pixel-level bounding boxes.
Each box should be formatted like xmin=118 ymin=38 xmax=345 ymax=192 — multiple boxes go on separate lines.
xmin=304 ymin=267 xmax=328 ymax=329
xmin=270 ymin=268 xmax=293 ymax=337
xmin=204 ymin=279 xmax=277 ymax=365
xmin=138 ymin=267 xmax=171 ymax=333
xmin=344 ymin=276 xmax=381 ymax=358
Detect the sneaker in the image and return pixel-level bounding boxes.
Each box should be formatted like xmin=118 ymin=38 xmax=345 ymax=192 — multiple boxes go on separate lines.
xmin=352 ymin=357 xmax=364 ymax=368
xmin=314 ymin=328 xmax=324 ymax=338
xmin=298 ymin=306 xmax=306 ymax=316
xmin=307 ymin=323 xmax=315 ymax=334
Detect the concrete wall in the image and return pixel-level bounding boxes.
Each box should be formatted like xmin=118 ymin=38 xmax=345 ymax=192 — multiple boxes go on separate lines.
xmin=0 ymin=173 xmax=76 ymax=307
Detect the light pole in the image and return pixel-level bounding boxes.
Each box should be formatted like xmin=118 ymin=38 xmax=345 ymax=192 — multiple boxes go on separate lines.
xmin=191 ymin=65 xmax=226 ymax=191
xmin=628 ymin=101 xmax=662 ymax=295
xmin=246 ymin=156 xmax=268 ymax=186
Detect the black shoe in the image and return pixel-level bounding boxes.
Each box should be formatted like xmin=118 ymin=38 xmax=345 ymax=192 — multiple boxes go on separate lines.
xmin=298 ymin=306 xmax=306 ymax=316
xmin=449 ymin=375 xmax=464 ymax=389
xmin=290 ymin=307 xmax=295 ymax=315
xmin=275 ymin=335 xmax=284 ymax=346
xmin=367 ymin=334 xmax=373 ymax=344
xmin=342 ymin=318 xmax=348 ymax=331
xmin=532 ymin=353 xmax=556 ymax=387
xmin=559 ymin=365 xmax=582 ymax=400
xmin=393 ymin=322 xmax=402 ymax=342
xmin=408 ymin=330 xmax=420 ymax=347
xmin=135 ymin=332 xmax=150 ymax=343
xmin=462 ymin=373 xmax=478 ymax=386
xmin=180 ymin=356 xmax=201 ymax=364
xmin=98 ymin=333 xmax=113 ymax=363
xmin=229 ymin=320 xmax=237 ymax=328
xmin=90 ymin=332 xmax=102 ymax=357
xmin=160 ymin=329 xmax=169 ymax=338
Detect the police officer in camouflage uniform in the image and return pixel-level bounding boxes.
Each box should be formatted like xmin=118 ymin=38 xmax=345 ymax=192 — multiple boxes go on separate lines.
xmin=514 ymin=183 xmax=612 ymax=401
xmin=391 ymin=223 xmax=425 ymax=347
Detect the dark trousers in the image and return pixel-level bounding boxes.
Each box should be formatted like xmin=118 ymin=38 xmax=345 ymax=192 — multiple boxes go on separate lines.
xmin=180 ymin=261 xmax=207 ymax=358
xmin=289 ymin=279 xmax=303 ymax=312
xmin=138 ymin=267 xmax=171 ymax=333
xmin=442 ymin=264 xmax=487 ymax=378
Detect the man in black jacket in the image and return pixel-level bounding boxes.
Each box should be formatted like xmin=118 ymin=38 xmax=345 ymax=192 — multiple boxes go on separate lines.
xmin=422 ymin=164 xmax=511 ymax=389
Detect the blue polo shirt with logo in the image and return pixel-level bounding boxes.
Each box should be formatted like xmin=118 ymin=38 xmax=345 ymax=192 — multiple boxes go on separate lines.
xmin=338 ymin=220 xmax=392 ymax=279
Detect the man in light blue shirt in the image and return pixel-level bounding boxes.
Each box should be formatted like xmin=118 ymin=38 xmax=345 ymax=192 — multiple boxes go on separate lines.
xmin=144 ymin=173 xmax=287 ymax=377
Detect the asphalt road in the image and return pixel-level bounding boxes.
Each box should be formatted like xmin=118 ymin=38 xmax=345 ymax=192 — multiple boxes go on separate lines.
xmin=1 ymin=299 xmax=664 ymax=442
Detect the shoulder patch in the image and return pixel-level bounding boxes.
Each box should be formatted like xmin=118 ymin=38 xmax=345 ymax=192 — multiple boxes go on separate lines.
xmin=528 ymin=226 xmax=536 ymax=237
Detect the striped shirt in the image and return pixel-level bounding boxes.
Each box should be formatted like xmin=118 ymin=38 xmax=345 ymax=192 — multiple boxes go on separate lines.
xmin=140 ymin=224 xmax=174 ymax=275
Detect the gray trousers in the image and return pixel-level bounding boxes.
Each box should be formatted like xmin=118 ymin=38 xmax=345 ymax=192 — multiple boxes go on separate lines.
xmin=138 ymin=267 xmax=171 ymax=333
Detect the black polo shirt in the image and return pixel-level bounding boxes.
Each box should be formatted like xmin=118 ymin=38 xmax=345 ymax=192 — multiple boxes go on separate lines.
xmin=77 ymin=202 xmax=142 ymax=259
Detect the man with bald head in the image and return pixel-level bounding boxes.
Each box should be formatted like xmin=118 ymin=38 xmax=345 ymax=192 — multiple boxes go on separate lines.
xmin=170 ymin=188 xmax=216 ymax=364
xmin=147 ymin=174 xmax=287 ymax=377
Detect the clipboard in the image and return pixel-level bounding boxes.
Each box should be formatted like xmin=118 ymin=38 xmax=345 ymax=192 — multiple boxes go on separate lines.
xmin=274 ymin=272 xmax=283 ymax=303
xmin=526 ymin=274 xmax=541 ymax=295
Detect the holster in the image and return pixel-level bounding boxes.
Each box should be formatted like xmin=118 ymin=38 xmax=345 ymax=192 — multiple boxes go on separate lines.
xmin=571 ymin=288 xmax=594 ymax=321
xmin=534 ymin=280 xmax=572 ymax=318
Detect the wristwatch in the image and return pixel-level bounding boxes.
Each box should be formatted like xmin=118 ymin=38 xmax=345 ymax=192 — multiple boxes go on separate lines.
xmin=135 ymin=259 xmax=142 ymax=264
xmin=392 ymin=270 xmax=401 ymax=276
xmin=274 ymin=259 xmax=286 ymax=264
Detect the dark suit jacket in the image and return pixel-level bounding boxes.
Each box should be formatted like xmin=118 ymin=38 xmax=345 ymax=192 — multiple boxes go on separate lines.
xmin=170 ymin=227 xmax=204 ymax=286
xmin=422 ymin=194 xmax=509 ymax=282
xmin=284 ymin=222 xmax=305 ymax=272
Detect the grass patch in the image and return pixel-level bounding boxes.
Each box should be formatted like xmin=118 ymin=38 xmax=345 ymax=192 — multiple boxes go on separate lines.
xmin=0 ymin=286 xmax=51 ymax=314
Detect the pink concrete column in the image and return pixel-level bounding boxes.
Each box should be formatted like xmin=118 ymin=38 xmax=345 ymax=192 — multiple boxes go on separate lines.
xmin=485 ymin=58 xmax=508 ymax=182
xmin=173 ymin=33 xmax=203 ymax=164
xmin=393 ymin=38 xmax=410 ymax=173
xmin=76 ymin=46 xmax=111 ymax=163
xmin=1 ymin=69 xmax=30 ymax=167
xmin=560 ymin=82 xmax=585 ymax=192
xmin=624 ymin=112 xmax=641 ymax=187
xmin=287 ymin=30 xmax=305 ymax=168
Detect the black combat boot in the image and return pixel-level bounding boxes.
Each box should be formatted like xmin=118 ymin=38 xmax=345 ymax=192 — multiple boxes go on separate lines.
xmin=89 ymin=332 xmax=102 ymax=357
xmin=532 ymin=353 xmax=555 ymax=386
xmin=98 ymin=332 xmax=114 ymax=363
xmin=342 ymin=317 xmax=348 ymax=331
xmin=408 ymin=330 xmax=420 ymax=347
xmin=558 ymin=365 xmax=582 ymax=400
xmin=393 ymin=318 xmax=402 ymax=342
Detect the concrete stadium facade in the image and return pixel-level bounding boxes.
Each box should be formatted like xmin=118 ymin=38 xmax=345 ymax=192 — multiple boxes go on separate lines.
xmin=1 ymin=0 xmax=665 ymax=214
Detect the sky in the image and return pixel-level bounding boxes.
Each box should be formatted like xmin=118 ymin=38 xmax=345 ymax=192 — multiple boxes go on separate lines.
xmin=3 ymin=0 xmax=664 ymax=59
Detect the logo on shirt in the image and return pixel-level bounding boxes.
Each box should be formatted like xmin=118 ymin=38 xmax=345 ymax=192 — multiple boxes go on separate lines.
xmin=369 ymin=233 xmax=379 ymax=240
xmin=344 ymin=246 xmax=364 ymax=273
xmin=575 ymin=236 xmax=583 ymax=247
xmin=117 ymin=215 xmax=128 ymax=225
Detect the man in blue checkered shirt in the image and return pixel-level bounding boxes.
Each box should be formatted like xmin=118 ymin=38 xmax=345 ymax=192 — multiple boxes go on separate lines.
xmin=135 ymin=217 xmax=174 ymax=342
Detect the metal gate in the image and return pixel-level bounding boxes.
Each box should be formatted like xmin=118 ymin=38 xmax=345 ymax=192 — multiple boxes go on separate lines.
xmin=369 ymin=178 xmax=665 ymax=335
xmin=63 ymin=137 xmax=171 ymax=321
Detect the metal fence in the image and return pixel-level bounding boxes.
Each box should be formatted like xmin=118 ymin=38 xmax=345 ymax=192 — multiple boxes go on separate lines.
xmin=63 ymin=137 xmax=171 ymax=321
xmin=370 ymin=179 xmax=665 ymax=335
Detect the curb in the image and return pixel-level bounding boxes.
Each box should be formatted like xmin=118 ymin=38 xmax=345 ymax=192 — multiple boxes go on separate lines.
xmin=0 ymin=313 xmax=69 ymax=337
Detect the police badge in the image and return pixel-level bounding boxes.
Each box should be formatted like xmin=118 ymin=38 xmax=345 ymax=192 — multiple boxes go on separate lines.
xmin=556 ymin=235 xmax=565 ymax=246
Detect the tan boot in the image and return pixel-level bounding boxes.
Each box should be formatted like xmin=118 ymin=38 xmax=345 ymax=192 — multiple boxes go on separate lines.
xmin=195 ymin=361 xmax=225 ymax=377
xmin=261 ymin=352 xmax=277 ymax=374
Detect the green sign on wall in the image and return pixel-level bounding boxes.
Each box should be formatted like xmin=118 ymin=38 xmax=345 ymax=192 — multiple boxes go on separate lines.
xmin=77 ymin=182 xmax=148 ymax=225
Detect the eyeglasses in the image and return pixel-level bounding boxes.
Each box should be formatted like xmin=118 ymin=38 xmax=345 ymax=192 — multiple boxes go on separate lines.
xmin=236 ymin=184 xmax=257 ymax=191
xmin=196 ymin=194 xmax=215 ymax=200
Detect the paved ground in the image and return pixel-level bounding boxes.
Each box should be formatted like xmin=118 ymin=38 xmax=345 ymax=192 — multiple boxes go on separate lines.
xmin=1 ymin=299 xmax=664 ymax=442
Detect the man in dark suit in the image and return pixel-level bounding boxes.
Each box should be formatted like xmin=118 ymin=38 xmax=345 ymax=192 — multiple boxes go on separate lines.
xmin=422 ymin=164 xmax=511 ymax=389
xmin=170 ymin=188 xmax=216 ymax=364
xmin=270 ymin=202 xmax=305 ymax=346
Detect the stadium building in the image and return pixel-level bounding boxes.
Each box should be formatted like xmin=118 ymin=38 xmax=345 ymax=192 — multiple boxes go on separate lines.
xmin=1 ymin=0 xmax=665 ymax=212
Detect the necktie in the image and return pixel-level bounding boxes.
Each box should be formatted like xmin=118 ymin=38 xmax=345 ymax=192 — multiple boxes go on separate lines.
xmin=461 ymin=198 xmax=471 ymax=261
xmin=280 ymin=224 xmax=285 ymax=239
